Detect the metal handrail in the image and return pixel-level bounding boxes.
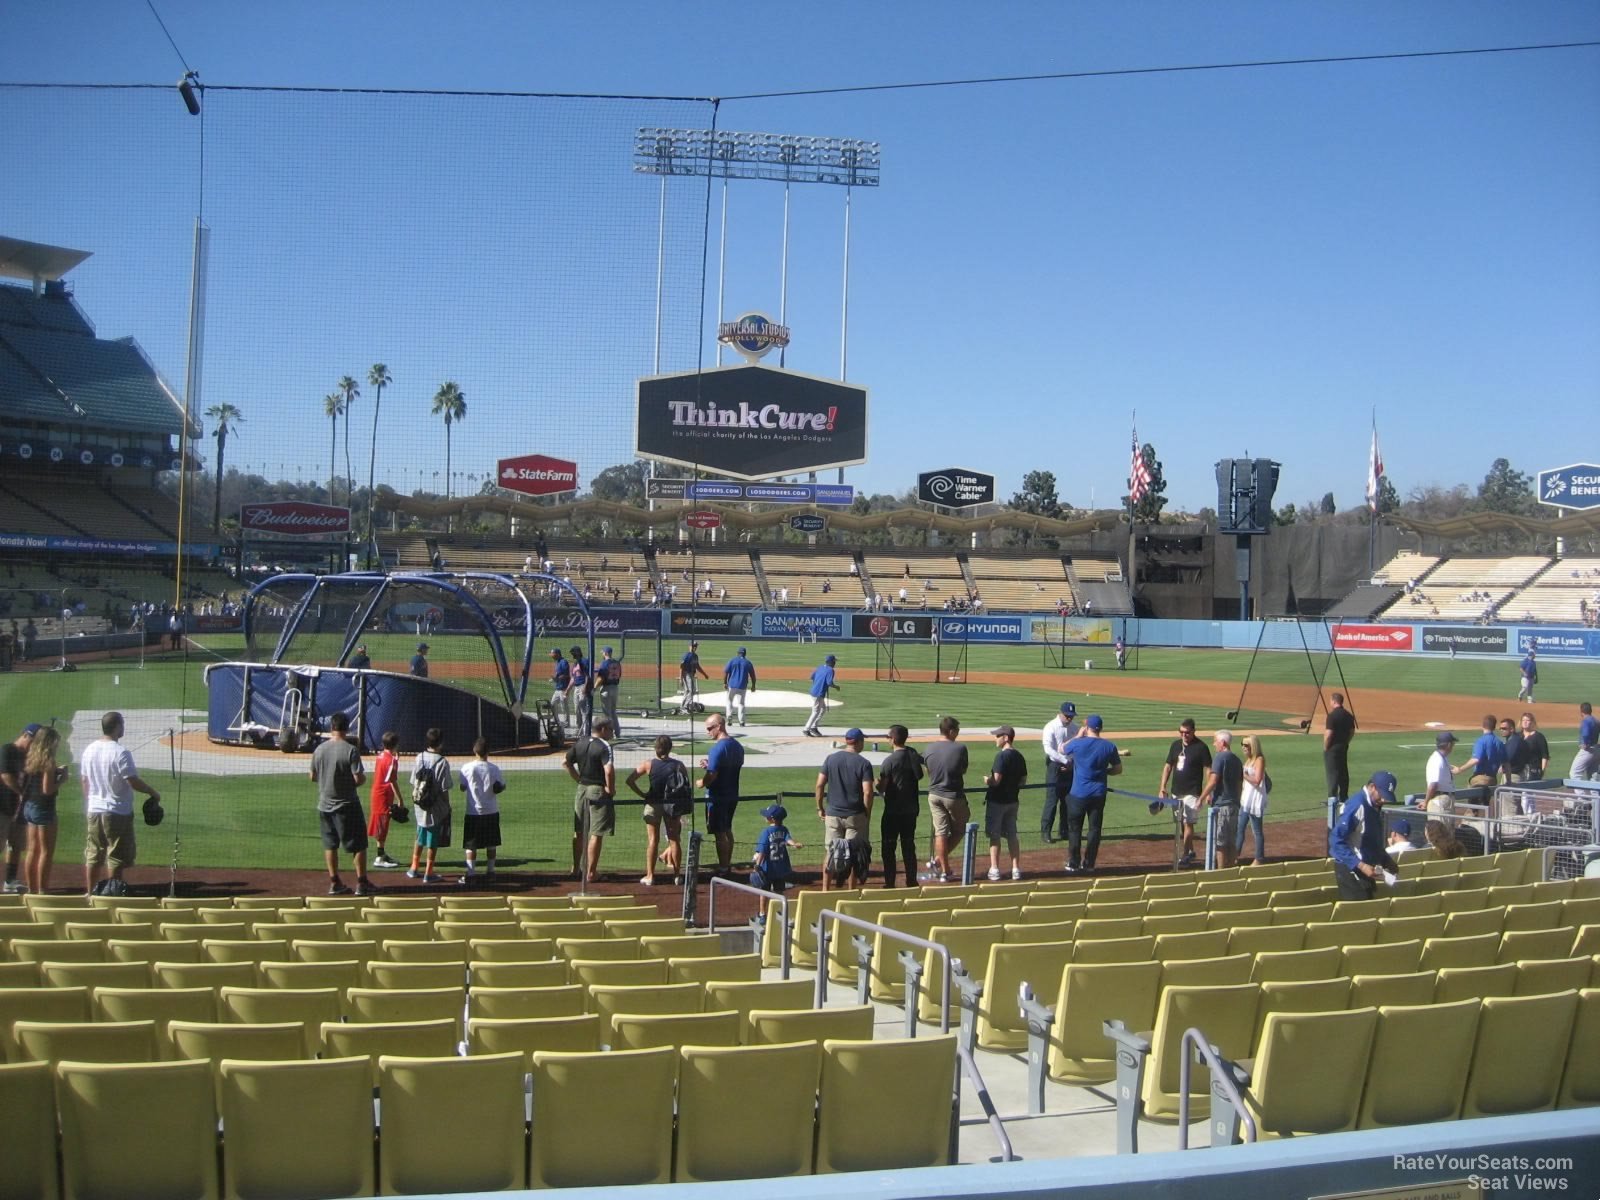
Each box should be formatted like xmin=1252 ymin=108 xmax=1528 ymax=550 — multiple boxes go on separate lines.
xmin=1177 ymin=1028 xmax=1256 ymax=1148
xmin=814 ymin=908 xmax=953 ymax=1033
xmin=956 ymin=1044 xmax=1015 ymax=1163
xmin=706 ymin=875 xmax=790 ymax=978
xmin=1543 ymin=842 xmax=1600 ymax=882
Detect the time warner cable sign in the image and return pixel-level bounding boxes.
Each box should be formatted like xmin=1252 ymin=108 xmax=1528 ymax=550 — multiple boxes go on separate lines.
xmin=1537 ymin=463 xmax=1600 ymax=510
xmin=636 ymin=363 xmax=867 ymax=480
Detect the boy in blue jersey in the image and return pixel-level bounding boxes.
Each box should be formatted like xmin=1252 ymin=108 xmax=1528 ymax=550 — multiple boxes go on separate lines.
xmin=751 ymin=803 xmax=800 ymax=892
xmin=802 ymin=654 xmax=839 ymax=737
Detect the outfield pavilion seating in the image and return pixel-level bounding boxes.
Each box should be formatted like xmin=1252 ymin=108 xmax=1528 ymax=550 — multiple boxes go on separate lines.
xmin=1067 ymin=557 xmax=1134 ymax=616
xmin=964 ymin=553 xmax=1074 ymax=613
xmin=653 ymin=546 xmax=763 ymax=606
xmin=1325 ymin=546 xmax=1435 ymax=622
xmin=1371 ymin=550 xmax=1440 ymax=587
xmin=860 ymin=553 xmax=964 ymax=610
xmin=1376 ymin=556 xmax=1551 ymax=622
xmin=1501 ymin=558 xmax=1600 ymax=625
xmin=759 ymin=551 xmax=861 ymax=608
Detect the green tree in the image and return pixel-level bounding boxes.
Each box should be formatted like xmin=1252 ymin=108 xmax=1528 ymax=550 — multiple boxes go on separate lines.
xmin=1121 ymin=443 xmax=1168 ymax=523
xmin=1320 ymin=492 xmax=1336 ymax=516
xmin=203 ymin=403 xmax=244 ymax=535
xmin=431 ymin=382 xmax=467 ymax=530
xmin=1005 ymin=470 xmax=1061 ymax=548
xmin=365 ymin=364 xmax=391 ymax=548
xmin=1474 ymin=458 xmax=1534 ymax=515
xmin=337 ymin=375 xmax=360 ymax=511
xmin=1274 ymin=503 xmax=1298 ymax=526
xmin=588 ymin=460 xmax=650 ymax=506
xmin=1375 ymin=475 xmax=1401 ymax=515
xmin=322 ymin=392 xmax=344 ymax=505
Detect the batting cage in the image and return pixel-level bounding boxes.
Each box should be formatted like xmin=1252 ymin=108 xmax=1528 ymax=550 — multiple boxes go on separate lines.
xmin=1040 ymin=614 xmax=1137 ymax=672
xmin=873 ymin=617 xmax=967 ymax=684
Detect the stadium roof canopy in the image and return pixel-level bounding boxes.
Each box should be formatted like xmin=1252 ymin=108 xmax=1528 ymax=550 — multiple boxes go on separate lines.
xmin=0 ymin=236 xmax=92 ymax=286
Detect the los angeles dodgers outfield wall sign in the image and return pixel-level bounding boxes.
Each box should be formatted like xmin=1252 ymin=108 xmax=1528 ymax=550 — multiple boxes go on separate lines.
xmin=635 ymin=363 xmax=868 ymax=481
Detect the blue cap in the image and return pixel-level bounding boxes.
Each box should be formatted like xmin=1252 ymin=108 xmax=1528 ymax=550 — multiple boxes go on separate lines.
xmin=603 ymin=646 xmax=614 ymax=655
xmin=761 ymin=803 xmax=787 ymax=821
xmin=825 ymin=654 xmax=836 ymax=664
xmin=415 ymin=642 xmax=429 ymax=651
xmin=1435 ymin=731 xmax=1457 ymax=748
xmin=1369 ymin=771 xmax=1398 ymax=803
xmin=1085 ymin=714 xmax=1103 ymax=731
xmin=22 ymin=723 xmax=41 ymax=736
xmin=737 ymin=646 xmax=747 ymax=655
xmin=1391 ymin=817 xmax=1412 ymax=837
xmin=1060 ymin=701 xmax=1076 ymax=716
xmin=844 ymin=728 xmax=864 ymax=741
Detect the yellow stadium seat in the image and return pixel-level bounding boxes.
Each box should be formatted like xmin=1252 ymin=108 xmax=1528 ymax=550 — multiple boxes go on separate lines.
xmin=469 ymin=960 xmax=570 ymax=989
xmin=1152 ymin=929 xmax=1229 ymax=961
xmin=1243 ymin=1007 xmax=1377 ymax=1136
xmin=385 ymin=939 xmax=469 ymax=964
xmin=1045 ymin=960 xmax=1163 ymax=1086
xmin=0 ymin=1061 xmax=59 ymax=1199
xmin=321 ymin=1019 xmax=458 ymax=1082
xmin=668 ymin=953 xmax=763 ymax=986
xmin=1141 ymin=984 xmax=1259 ymax=1121
xmin=704 ymin=979 xmax=812 ymax=1039
xmin=1501 ymin=900 xmax=1566 ymax=933
xmin=1436 ymin=886 xmax=1490 ymax=912
xmin=11 ymin=939 xmax=104 ymax=965
xmin=1349 ymin=971 xmax=1437 ymax=1009
xmin=346 ymin=985 xmax=465 ymax=1039
xmin=291 ymin=938 xmax=378 ymax=967
xmin=612 ymin=1009 xmax=742 ymax=1050
xmin=218 ymin=986 xmax=340 ymax=1057
xmin=0 ymin=961 xmax=39 ymax=987
xmin=470 ymin=984 xmax=585 ymax=1020
xmin=1443 ymin=907 xmax=1505 ymax=939
xmin=201 ymin=940 xmax=291 ymax=966
xmin=378 ymin=1053 xmax=527 ymax=1194
xmin=1462 ymin=990 xmax=1579 ymax=1117
xmin=168 ymin=1019 xmax=306 ymax=1070
xmin=1361 ymin=997 xmax=1480 ymax=1132
xmin=555 ymin=936 xmax=636 ymax=962
xmin=676 ymin=1042 xmax=818 ymax=1182
xmin=1499 ymin=928 xmax=1576 ymax=964
xmin=747 ymin=1004 xmax=875 ymax=1049
xmin=13 ymin=1019 xmax=158 ymax=1065
xmin=1340 ymin=940 xmax=1423 ymax=978
xmin=1141 ymin=914 xmax=1209 ymax=937
xmin=1160 ymin=954 xmax=1253 ymax=988
xmin=1386 ymin=893 xmax=1442 ymax=918
xmin=1420 ymin=932 xmax=1500 ymax=971
xmin=639 ymin=933 xmax=728 ymax=961
xmin=568 ymin=958 xmax=669 ymax=990
xmin=590 ymin=982 xmax=703 ymax=1033
xmin=1004 ymin=920 xmax=1077 ymax=945
xmin=530 ymin=1048 xmax=676 ymax=1187
xmin=602 ymin=917 xmax=687 ymax=940
xmin=1376 ymin=914 xmax=1448 ymax=944
xmin=1435 ymin=963 xmax=1518 ymax=1003
xmin=1303 ymin=919 xmax=1375 ymax=949
xmin=468 ymin=1013 xmax=602 ymax=1064
xmin=219 ymin=1057 xmax=374 ymax=1199
xmin=1515 ymin=958 xmax=1595 ymax=997
xmin=973 ymin=941 xmax=1073 ymax=1051
xmin=1557 ymin=988 xmax=1600 ymax=1109
xmin=94 ymin=985 xmax=216 ymax=1058
xmin=436 ymin=922 xmax=527 ymax=943
xmin=1250 ymin=947 xmax=1342 ymax=983
xmin=816 ymin=1035 xmax=957 ymax=1172
xmin=467 ymin=937 xmax=555 ymax=963
xmin=257 ymin=959 xmax=362 ymax=1000
xmin=1228 ymin=925 xmax=1304 ymax=956
xmin=57 ymin=1058 xmax=218 ymax=1200
xmin=367 ymin=961 xmax=466 ymax=991
xmin=1071 ymin=935 xmax=1155 ymax=965
xmin=153 ymin=961 xmax=257 ymax=996
xmin=38 ymin=960 xmax=149 ymax=991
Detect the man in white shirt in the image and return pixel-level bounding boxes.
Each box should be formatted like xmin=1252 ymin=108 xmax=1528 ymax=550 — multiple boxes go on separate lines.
xmin=458 ymin=737 xmax=506 ymax=883
xmin=1425 ymin=731 xmax=1460 ymax=812
xmin=1039 ymin=701 xmax=1078 ymax=844
xmin=80 ymin=711 xmax=161 ymax=894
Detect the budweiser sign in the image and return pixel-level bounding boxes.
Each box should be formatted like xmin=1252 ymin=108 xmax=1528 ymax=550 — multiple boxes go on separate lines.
xmin=498 ymin=454 xmax=578 ymax=498
xmin=239 ymin=501 xmax=351 ymax=537
xmin=1332 ymin=624 xmax=1413 ymax=652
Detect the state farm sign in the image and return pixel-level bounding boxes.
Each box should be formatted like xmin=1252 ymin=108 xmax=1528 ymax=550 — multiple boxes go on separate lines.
xmin=497 ymin=455 xmax=578 ymax=497
xmin=1332 ymin=623 xmax=1413 ymax=652
xmin=239 ymin=501 xmax=350 ymax=538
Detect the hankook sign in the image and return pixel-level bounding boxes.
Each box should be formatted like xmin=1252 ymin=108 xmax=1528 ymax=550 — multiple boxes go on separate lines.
xmin=636 ymin=363 xmax=867 ymax=480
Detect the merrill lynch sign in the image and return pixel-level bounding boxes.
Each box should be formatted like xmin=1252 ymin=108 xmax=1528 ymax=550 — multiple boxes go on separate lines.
xmin=240 ymin=501 xmax=350 ymax=537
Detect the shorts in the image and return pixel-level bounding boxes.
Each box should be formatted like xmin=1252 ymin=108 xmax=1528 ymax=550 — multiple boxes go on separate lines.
xmin=705 ymin=798 xmax=738 ymax=836
xmin=23 ymin=799 xmax=58 ymax=829
xmin=642 ymin=803 xmax=685 ymax=827
xmin=415 ymin=810 xmax=452 ymax=849
xmin=984 ymin=801 xmax=1019 ymax=842
xmin=928 ymin=792 xmax=970 ymax=840
xmin=85 ymin=811 xmax=137 ymax=869
xmin=1210 ymin=804 xmax=1239 ymax=849
xmin=463 ymin=812 xmax=501 ymax=850
xmin=825 ymin=811 xmax=869 ymax=844
xmin=573 ymin=785 xmax=614 ymax=837
xmin=1177 ymin=795 xmax=1201 ymax=823
xmin=367 ymin=797 xmax=395 ymax=840
xmin=319 ymin=804 xmax=369 ymax=854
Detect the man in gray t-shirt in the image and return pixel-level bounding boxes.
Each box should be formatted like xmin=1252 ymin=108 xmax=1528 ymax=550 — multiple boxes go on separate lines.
xmin=815 ymin=729 xmax=874 ymax=889
xmin=922 ymin=716 xmax=970 ymax=882
xmin=308 ymin=711 xmax=371 ymax=895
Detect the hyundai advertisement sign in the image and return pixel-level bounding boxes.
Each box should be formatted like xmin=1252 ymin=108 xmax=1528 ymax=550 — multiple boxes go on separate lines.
xmin=1537 ymin=463 xmax=1600 ymax=510
xmin=636 ymin=363 xmax=868 ymax=480
xmin=939 ymin=615 xmax=1025 ymax=643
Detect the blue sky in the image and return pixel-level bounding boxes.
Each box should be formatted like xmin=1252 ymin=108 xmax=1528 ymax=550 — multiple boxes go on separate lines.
xmin=2 ymin=1 xmax=1597 ymax=515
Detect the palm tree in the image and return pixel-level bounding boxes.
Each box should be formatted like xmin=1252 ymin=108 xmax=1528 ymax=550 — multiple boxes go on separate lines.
xmin=204 ymin=403 xmax=244 ymax=534
xmin=338 ymin=375 xmax=359 ymax=512
xmin=431 ymin=382 xmax=466 ymax=531
xmin=365 ymin=363 xmax=391 ymax=547
xmin=323 ymin=392 xmax=345 ymax=505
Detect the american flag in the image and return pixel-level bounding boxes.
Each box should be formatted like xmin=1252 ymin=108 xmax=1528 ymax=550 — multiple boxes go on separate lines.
xmin=1129 ymin=425 xmax=1153 ymax=506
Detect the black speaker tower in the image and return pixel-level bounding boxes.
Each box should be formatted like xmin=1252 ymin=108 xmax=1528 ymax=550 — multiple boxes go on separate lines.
xmin=1214 ymin=458 xmax=1281 ymax=619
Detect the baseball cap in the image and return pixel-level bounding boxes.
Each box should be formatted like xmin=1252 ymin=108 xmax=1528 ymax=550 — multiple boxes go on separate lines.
xmin=21 ymin=723 xmax=41 ymax=736
xmin=549 ymin=648 xmax=561 ymax=657
xmin=1059 ymin=701 xmax=1076 ymax=716
xmin=737 ymin=646 xmax=747 ymax=655
xmin=761 ymin=803 xmax=787 ymax=821
xmin=824 ymin=654 xmax=836 ymax=664
xmin=991 ymin=724 xmax=1015 ymax=738
xmin=844 ymin=727 xmax=864 ymax=742
xmin=1435 ymin=731 xmax=1457 ymax=748
xmin=603 ymin=646 xmax=614 ymax=655
xmin=1369 ymin=771 xmax=1398 ymax=803
xmin=1085 ymin=714 xmax=1104 ymax=731
xmin=690 ymin=640 xmax=699 ymax=648
xmin=415 ymin=642 xmax=429 ymax=651
xmin=570 ymin=645 xmax=584 ymax=656
xmin=1392 ymin=817 xmax=1412 ymax=838
xmin=355 ymin=643 xmax=366 ymax=651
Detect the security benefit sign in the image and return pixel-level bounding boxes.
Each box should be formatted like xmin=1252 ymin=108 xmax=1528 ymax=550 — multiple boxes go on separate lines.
xmin=917 ymin=467 xmax=995 ymax=508
xmin=1537 ymin=463 xmax=1600 ymax=510
xmin=636 ymin=363 xmax=867 ymax=481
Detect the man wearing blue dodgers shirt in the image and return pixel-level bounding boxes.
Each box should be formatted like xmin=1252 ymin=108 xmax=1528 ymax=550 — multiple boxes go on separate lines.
xmin=722 ymin=647 xmax=757 ymax=728
xmin=1573 ymin=701 xmax=1599 ymax=781
xmin=801 ymin=654 xmax=840 ymax=738
xmin=1330 ymin=771 xmax=1401 ymax=901
xmin=1060 ymin=714 xmax=1122 ymax=874
xmin=699 ymin=711 xmax=744 ymax=877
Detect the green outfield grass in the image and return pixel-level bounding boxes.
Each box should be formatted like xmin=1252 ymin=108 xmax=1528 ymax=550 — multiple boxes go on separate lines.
xmin=0 ymin=640 xmax=1588 ymax=877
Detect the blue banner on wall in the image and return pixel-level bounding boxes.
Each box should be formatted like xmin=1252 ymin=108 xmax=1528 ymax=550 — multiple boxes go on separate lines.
xmin=0 ymin=532 xmax=218 ymax=557
xmin=939 ymin=614 xmax=1025 ymax=643
xmin=1516 ymin=628 xmax=1600 ymax=658
xmin=759 ymin=611 xmax=846 ymax=639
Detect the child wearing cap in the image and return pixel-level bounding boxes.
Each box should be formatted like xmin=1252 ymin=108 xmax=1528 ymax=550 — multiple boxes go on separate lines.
xmin=751 ymin=803 xmax=801 ymax=892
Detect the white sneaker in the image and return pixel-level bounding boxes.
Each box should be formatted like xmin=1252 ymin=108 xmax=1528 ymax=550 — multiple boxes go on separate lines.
xmin=986 ymin=868 xmax=1002 ymax=881
xmin=1011 ymin=866 xmax=1023 ymax=881
xmin=1 ymin=880 xmax=26 ymax=894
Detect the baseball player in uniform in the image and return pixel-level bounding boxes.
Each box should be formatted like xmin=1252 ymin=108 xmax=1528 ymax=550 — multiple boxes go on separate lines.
xmin=723 ymin=646 xmax=757 ymax=727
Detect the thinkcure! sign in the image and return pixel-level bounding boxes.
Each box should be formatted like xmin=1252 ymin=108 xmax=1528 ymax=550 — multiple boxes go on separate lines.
xmin=917 ymin=467 xmax=995 ymax=508
xmin=498 ymin=455 xmax=578 ymax=498
xmin=240 ymin=501 xmax=350 ymax=538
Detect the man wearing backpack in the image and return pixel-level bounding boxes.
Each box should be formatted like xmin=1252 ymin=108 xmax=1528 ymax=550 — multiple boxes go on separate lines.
xmin=565 ymin=715 xmax=615 ymax=883
xmin=625 ymin=734 xmax=691 ymax=886
xmin=406 ymin=727 xmax=452 ymax=884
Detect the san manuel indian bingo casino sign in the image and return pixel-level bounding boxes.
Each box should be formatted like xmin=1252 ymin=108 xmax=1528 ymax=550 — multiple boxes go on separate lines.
xmin=717 ymin=312 xmax=791 ymax=363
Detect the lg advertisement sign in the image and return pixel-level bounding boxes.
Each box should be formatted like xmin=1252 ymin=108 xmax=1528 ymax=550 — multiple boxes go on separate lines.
xmin=636 ymin=363 xmax=867 ymax=480
xmin=239 ymin=501 xmax=350 ymax=538
xmin=917 ymin=467 xmax=995 ymax=508
xmin=497 ymin=455 xmax=578 ymax=497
